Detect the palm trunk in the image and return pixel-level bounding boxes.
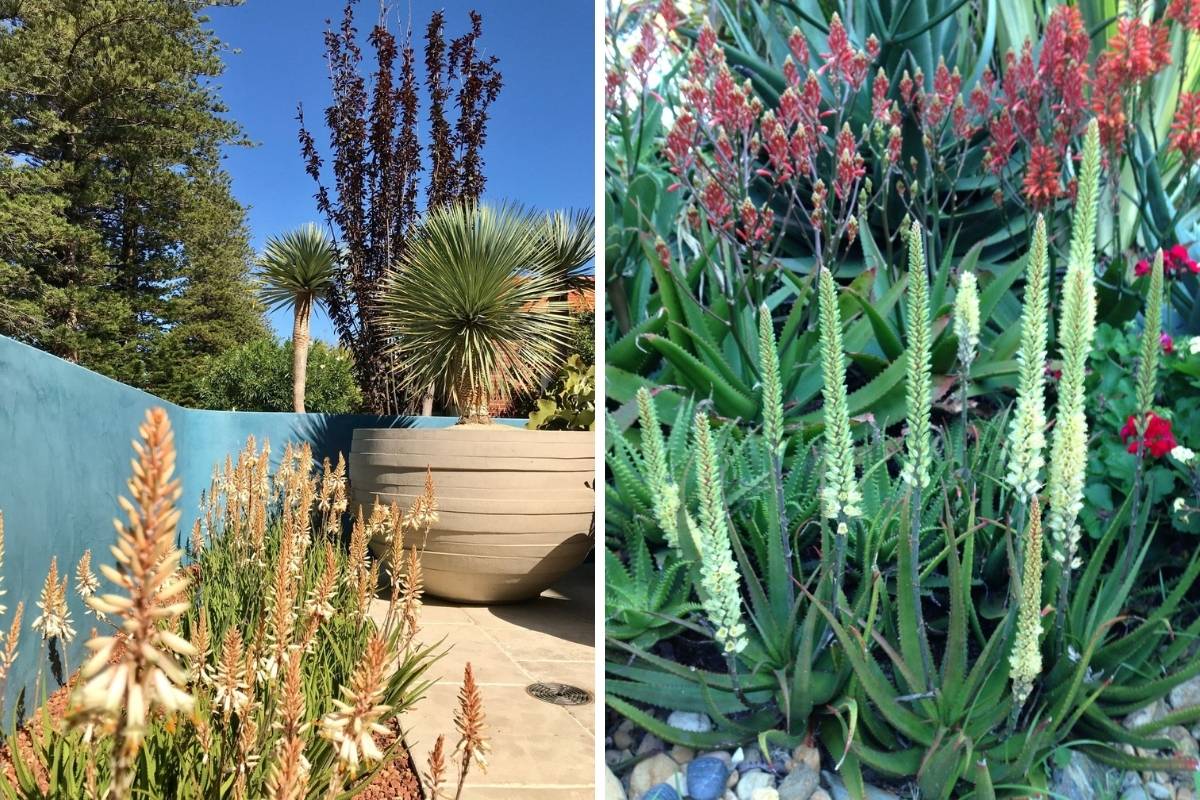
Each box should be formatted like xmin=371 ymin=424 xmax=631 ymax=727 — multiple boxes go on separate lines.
xmin=457 ymin=383 xmax=490 ymax=425
xmin=293 ymin=299 xmax=312 ymax=413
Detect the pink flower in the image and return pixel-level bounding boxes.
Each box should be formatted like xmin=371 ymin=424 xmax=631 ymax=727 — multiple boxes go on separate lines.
xmin=1162 ymin=333 xmax=1175 ymax=354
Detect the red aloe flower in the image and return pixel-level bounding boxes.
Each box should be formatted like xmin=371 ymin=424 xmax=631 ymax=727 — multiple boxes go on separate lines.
xmin=1167 ymin=0 xmax=1200 ymax=33
xmin=1023 ymin=141 xmax=1061 ymax=208
xmin=1121 ymin=412 xmax=1177 ymax=458
xmin=1170 ymin=92 xmax=1200 ymax=163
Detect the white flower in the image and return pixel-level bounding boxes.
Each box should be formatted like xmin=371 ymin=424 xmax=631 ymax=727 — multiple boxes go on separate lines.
xmin=1171 ymin=445 xmax=1196 ymax=464
xmin=1174 ymin=497 xmax=1186 ymax=512
xmin=1190 ymin=336 xmax=1200 ymax=356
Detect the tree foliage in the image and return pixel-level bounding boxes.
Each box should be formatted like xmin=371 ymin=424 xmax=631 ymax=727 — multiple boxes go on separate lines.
xmin=196 ymin=337 xmax=361 ymax=413
xmin=0 ymin=0 xmax=268 ymax=405
xmin=299 ymin=2 xmax=503 ymax=413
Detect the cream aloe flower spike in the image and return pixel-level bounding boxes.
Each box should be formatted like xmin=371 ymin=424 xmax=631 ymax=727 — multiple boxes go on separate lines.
xmin=1010 ymin=496 xmax=1045 ymax=707
xmin=954 ymin=271 xmax=980 ymax=370
xmin=1046 ymin=120 xmax=1100 ymax=574
xmin=900 ymin=221 xmax=933 ymax=492
xmin=636 ymin=387 xmax=681 ymax=550
xmin=1006 ymin=215 xmax=1050 ymax=503
xmin=817 ymin=267 xmax=861 ymax=529
xmin=758 ymin=303 xmax=785 ymax=457
xmin=68 ymin=408 xmax=195 ymax=800
xmin=692 ymin=412 xmax=748 ymax=654
xmin=1135 ymin=249 xmax=1164 ymax=418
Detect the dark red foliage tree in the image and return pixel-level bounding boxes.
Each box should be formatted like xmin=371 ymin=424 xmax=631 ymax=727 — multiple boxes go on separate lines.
xmin=299 ymin=2 xmax=502 ymax=413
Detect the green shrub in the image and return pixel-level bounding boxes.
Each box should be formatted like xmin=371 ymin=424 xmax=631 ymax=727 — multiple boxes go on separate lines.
xmin=196 ymin=337 xmax=362 ymax=413
xmin=527 ymin=355 xmax=596 ymax=431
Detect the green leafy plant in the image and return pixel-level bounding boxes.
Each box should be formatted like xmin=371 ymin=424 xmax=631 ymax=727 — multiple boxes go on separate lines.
xmin=527 ymin=355 xmax=596 ymax=431
xmin=197 ymin=337 xmax=362 ymax=413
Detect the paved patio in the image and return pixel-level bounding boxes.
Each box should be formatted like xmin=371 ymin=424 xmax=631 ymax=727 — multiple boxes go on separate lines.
xmin=373 ymin=561 xmax=596 ymax=799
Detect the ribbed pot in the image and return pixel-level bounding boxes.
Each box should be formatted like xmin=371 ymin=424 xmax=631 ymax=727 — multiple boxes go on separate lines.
xmin=350 ymin=426 xmax=594 ymax=603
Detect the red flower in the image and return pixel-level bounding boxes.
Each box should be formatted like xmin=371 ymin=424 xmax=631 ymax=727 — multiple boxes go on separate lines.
xmin=1135 ymin=258 xmax=1151 ymax=277
xmin=1162 ymin=333 xmax=1175 ymax=354
xmin=1167 ymin=0 xmax=1200 ymax=34
xmin=1121 ymin=412 xmax=1177 ymax=458
xmin=1023 ymin=141 xmax=1062 ymax=208
xmin=1171 ymin=93 xmax=1200 ymax=163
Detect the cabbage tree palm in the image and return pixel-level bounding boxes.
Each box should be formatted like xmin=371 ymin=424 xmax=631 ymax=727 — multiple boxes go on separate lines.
xmin=257 ymin=223 xmax=338 ymax=413
xmin=537 ymin=208 xmax=595 ymax=287
xmin=380 ymin=202 xmax=578 ymax=423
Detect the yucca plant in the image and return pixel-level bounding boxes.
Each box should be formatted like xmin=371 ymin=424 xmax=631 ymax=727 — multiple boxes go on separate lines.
xmin=257 ymin=223 xmax=339 ymax=413
xmin=379 ymin=202 xmax=576 ymax=422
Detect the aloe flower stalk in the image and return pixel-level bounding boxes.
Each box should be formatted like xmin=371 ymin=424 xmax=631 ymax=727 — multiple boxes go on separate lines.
xmin=817 ymin=266 xmax=860 ymax=618
xmin=1006 ymin=216 xmax=1050 ymax=505
xmin=1135 ymin=249 xmax=1164 ymax=417
xmin=1010 ymin=497 xmax=1044 ymax=709
xmin=758 ymin=303 xmax=784 ymax=457
xmin=1125 ymin=249 xmax=1165 ymax=579
xmin=954 ymin=271 xmax=980 ymax=370
xmin=954 ymin=270 xmax=980 ymax=462
xmin=758 ymin=303 xmax=794 ymax=594
xmin=1047 ymin=120 xmax=1100 ymax=597
xmin=901 ymin=223 xmax=934 ymax=492
xmin=901 ymin=221 xmax=934 ymax=679
xmin=693 ymin=412 xmax=748 ymax=654
xmin=817 ymin=267 xmax=862 ymax=528
xmin=68 ymin=408 xmax=195 ymax=800
xmin=636 ymin=387 xmax=681 ymax=550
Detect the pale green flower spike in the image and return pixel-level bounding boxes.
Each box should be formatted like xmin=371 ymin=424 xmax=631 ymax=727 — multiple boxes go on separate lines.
xmin=1006 ymin=215 xmax=1050 ymax=503
xmin=954 ymin=271 xmax=980 ymax=370
xmin=1010 ymin=497 xmax=1044 ymax=707
xmin=1046 ymin=120 xmax=1100 ymax=572
xmin=1135 ymin=249 xmax=1164 ymax=417
xmin=817 ymin=267 xmax=861 ymax=528
xmin=692 ymin=412 xmax=748 ymax=654
xmin=636 ymin=388 xmax=680 ymax=550
xmin=758 ymin=304 xmax=784 ymax=457
xmin=900 ymin=221 xmax=933 ymax=492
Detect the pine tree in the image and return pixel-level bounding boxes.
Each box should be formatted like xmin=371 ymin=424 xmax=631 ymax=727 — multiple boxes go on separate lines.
xmin=0 ymin=0 xmax=267 ymax=403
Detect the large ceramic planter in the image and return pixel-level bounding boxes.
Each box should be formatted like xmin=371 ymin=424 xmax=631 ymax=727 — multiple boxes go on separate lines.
xmin=350 ymin=426 xmax=594 ymax=603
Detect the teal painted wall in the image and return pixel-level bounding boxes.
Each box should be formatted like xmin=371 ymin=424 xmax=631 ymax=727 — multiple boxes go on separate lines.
xmin=0 ymin=334 xmax=521 ymax=718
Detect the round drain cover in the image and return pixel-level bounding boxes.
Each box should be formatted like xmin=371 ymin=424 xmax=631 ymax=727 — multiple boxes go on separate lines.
xmin=525 ymin=682 xmax=593 ymax=706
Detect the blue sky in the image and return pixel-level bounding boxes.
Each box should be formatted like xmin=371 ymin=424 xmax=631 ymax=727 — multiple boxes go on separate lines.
xmin=205 ymin=1 xmax=596 ymax=342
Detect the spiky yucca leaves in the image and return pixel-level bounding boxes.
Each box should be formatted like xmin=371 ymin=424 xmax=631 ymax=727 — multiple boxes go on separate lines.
xmin=1046 ymin=120 xmax=1100 ymax=585
xmin=1010 ymin=498 xmax=1045 ymax=708
xmin=817 ymin=267 xmax=861 ymax=528
xmin=693 ymin=413 xmax=748 ymax=655
xmin=1006 ymin=215 xmax=1050 ymax=505
xmin=378 ymin=202 xmax=574 ymax=422
xmin=68 ymin=408 xmax=195 ymax=799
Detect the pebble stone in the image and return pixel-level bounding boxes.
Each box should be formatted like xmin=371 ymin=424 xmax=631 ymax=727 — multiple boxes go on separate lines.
xmin=736 ymin=770 xmax=776 ymax=800
xmin=604 ymin=766 xmax=627 ymax=800
xmin=628 ymin=754 xmax=679 ymax=800
xmin=666 ymin=710 xmax=714 ymax=733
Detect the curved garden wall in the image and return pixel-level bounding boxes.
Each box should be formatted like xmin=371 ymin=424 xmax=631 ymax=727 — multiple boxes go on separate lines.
xmin=0 ymin=334 xmax=520 ymax=718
